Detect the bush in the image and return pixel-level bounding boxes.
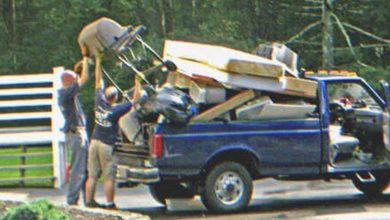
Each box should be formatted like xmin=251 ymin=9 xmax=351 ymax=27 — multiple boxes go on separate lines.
xmin=1 ymin=199 xmax=70 ymax=220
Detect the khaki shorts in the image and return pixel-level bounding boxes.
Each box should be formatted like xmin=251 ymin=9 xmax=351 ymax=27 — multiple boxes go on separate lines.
xmin=88 ymin=139 xmax=117 ymax=180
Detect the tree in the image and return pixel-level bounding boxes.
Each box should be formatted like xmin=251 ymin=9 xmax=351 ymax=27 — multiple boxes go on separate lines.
xmin=285 ymin=0 xmax=390 ymax=69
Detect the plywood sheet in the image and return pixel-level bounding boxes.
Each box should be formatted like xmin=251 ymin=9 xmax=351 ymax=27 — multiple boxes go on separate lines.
xmin=168 ymin=57 xmax=287 ymax=93
xmin=163 ymin=40 xmax=284 ymax=78
xmin=168 ymin=57 xmax=317 ymax=98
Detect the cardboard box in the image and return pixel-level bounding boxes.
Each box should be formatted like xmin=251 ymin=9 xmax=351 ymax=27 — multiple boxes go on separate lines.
xmin=255 ymin=43 xmax=299 ymax=77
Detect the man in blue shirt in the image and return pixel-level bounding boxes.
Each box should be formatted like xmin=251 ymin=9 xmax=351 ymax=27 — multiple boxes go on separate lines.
xmin=85 ymin=51 xmax=140 ymax=209
xmin=58 ymin=45 xmax=90 ymax=206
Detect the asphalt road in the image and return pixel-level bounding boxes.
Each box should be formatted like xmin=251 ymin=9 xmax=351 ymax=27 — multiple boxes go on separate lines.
xmin=3 ymin=178 xmax=390 ymax=219
xmin=117 ymin=178 xmax=390 ymax=220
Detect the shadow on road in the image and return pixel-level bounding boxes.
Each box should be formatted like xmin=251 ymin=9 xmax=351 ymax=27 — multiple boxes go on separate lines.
xmin=122 ymin=193 xmax=390 ymax=219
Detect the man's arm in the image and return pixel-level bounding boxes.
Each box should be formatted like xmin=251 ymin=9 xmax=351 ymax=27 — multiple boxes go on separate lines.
xmin=111 ymin=102 xmax=132 ymax=122
xmin=76 ymin=45 xmax=90 ymax=87
xmin=77 ymin=57 xmax=90 ymax=86
xmin=132 ymin=76 xmax=141 ymax=102
xmin=95 ymin=50 xmax=104 ymax=89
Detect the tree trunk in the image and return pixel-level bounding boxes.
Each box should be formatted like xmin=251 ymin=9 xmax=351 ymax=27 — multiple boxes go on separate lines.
xmin=159 ymin=0 xmax=174 ymax=37
xmin=192 ymin=0 xmax=196 ymax=18
xmin=249 ymin=0 xmax=259 ymax=40
xmin=321 ymin=0 xmax=334 ymax=69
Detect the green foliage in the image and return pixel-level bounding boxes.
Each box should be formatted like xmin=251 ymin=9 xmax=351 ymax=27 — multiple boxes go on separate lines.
xmin=0 ymin=0 xmax=389 ymax=134
xmin=1 ymin=0 xmax=388 ymax=73
xmin=0 ymin=147 xmax=53 ymax=187
xmin=347 ymin=64 xmax=390 ymax=89
xmin=1 ymin=199 xmax=70 ymax=220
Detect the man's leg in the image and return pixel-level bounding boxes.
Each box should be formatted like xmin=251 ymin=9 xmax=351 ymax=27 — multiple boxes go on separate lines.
xmin=104 ymin=178 xmax=115 ymax=203
xmin=66 ymin=132 xmax=87 ymax=205
xmin=85 ymin=176 xmax=97 ymax=203
xmin=99 ymin=143 xmax=118 ymax=206
xmin=85 ymin=140 xmax=102 ymax=206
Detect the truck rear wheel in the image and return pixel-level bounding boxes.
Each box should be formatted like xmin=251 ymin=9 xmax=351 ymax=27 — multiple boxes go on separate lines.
xmin=200 ymin=161 xmax=253 ymax=213
xmin=149 ymin=182 xmax=195 ymax=205
xmin=352 ymin=172 xmax=389 ymax=197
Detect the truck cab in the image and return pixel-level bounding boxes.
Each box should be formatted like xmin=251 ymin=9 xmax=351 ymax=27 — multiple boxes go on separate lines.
xmin=116 ymin=71 xmax=390 ymax=213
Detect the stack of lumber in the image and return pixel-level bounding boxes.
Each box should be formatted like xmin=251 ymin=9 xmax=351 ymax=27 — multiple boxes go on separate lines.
xmin=163 ymin=40 xmax=317 ymax=98
xmin=162 ymin=40 xmax=318 ymax=122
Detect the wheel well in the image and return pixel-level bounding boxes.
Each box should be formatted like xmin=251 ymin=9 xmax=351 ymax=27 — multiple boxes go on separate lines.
xmin=201 ymin=150 xmax=260 ymax=180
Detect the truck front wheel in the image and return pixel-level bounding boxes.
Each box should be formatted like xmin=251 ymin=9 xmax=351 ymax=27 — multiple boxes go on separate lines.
xmin=200 ymin=161 xmax=253 ymax=213
xmin=352 ymin=172 xmax=389 ymax=197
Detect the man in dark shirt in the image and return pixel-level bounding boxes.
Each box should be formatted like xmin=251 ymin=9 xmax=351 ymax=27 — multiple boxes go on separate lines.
xmin=58 ymin=45 xmax=90 ymax=206
xmin=85 ymin=51 xmax=140 ymax=209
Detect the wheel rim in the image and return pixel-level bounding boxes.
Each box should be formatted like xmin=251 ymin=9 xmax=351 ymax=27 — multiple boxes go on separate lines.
xmin=214 ymin=171 xmax=244 ymax=205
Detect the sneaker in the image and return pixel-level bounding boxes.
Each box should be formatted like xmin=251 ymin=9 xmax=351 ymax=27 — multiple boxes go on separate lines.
xmin=85 ymin=200 xmax=104 ymax=208
xmin=66 ymin=202 xmax=78 ymax=206
xmin=104 ymin=203 xmax=117 ymax=210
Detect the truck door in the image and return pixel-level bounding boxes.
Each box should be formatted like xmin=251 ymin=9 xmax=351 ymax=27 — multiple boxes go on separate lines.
xmin=380 ymin=80 xmax=390 ymax=152
xmin=325 ymin=80 xmax=385 ymax=169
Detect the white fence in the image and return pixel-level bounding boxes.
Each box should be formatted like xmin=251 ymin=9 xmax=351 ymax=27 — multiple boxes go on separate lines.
xmin=0 ymin=67 xmax=66 ymax=188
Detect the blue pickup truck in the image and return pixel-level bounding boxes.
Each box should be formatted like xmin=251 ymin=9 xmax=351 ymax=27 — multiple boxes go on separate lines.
xmin=116 ymin=72 xmax=390 ymax=212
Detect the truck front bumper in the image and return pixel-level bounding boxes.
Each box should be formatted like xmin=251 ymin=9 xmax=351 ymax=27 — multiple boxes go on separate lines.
xmin=116 ymin=165 xmax=160 ymax=184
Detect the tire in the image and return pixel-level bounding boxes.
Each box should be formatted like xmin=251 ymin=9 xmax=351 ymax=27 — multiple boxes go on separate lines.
xmin=200 ymin=161 xmax=253 ymax=213
xmin=149 ymin=182 xmax=195 ymax=205
xmin=352 ymin=172 xmax=389 ymax=197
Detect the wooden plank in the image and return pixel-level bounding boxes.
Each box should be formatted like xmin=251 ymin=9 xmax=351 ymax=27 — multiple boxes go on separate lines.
xmin=0 ymin=152 xmax=52 ymax=158
xmin=284 ymin=77 xmax=318 ymax=98
xmin=0 ymin=99 xmax=52 ymax=108
xmin=170 ymin=57 xmax=317 ymax=98
xmin=0 ymin=87 xmax=53 ymax=97
xmin=0 ymin=164 xmax=53 ymax=171
xmin=0 ymin=74 xmax=53 ymax=85
xmin=0 ymin=176 xmax=55 ymax=183
xmin=165 ymin=71 xmax=193 ymax=89
xmin=191 ymin=90 xmax=256 ymax=122
xmin=0 ymin=131 xmax=53 ymax=146
xmin=0 ymin=112 xmax=51 ymax=121
xmin=163 ymin=40 xmax=284 ymax=78
xmin=0 ymin=126 xmax=51 ymax=133
xmin=168 ymin=57 xmax=287 ymax=93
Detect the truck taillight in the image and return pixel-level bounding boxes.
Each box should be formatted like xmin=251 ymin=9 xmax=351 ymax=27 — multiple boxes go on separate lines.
xmin=151 ymin=134 xmax=164 ymax=158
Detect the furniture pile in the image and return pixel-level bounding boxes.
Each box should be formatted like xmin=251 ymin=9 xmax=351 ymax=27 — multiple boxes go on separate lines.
xmin=162 ymin=40 xmax=318 ymax=123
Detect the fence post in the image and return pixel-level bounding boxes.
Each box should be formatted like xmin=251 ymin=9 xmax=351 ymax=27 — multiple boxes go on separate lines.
xmin=20 ymin=145 xmax=26 ymax=186
xmin=52 ymin=67 xmax=66 ymax=188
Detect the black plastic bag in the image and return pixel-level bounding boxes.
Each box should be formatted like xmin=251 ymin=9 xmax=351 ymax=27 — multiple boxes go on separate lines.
xmin=136 ymin=86 xmax=197 ymax=124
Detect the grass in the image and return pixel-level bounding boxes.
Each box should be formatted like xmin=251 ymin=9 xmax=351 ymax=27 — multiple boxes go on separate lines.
xmin=0 ymin=146 xmax=54 ymax=187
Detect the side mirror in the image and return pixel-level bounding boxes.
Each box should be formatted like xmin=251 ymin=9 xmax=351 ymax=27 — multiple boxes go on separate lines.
xmin=380 ymin=80 xmax=390 ymax=111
